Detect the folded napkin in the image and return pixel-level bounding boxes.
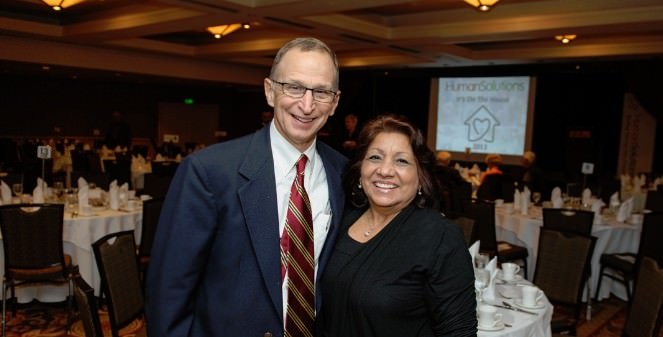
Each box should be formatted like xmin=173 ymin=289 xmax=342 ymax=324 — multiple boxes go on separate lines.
xmin=551 ymin=187 xmax=562 ymax=201
xmin=551 ymin=187 xmax=563 ymax=208
xmin=78 ymin=177 xmax=88 ymax=189
xmin=109 ymin=180 xmax=120 ymax=210
xmin=33 ymin=178 xmax=46 ymax=203
xmin=119 ymin=182 xmax=129 ymax=208
xmin=609 ymin=192 xmax=620 ymax=208
xmin=520 ymin=187 xmax=530 ymax=215
xmin=582 ymin=188 xmax=592 ymax=206
xmin=513 ymin=190 xmax=521 ymax=211
xmin=0 ymin=180 xmax=11 ymax=205
xmin=468 ymin=240 xmax=480 ymax=263
xmin=483 ymin=257 xmax=498 ymax=301
xmin=616 ymin=197 xmax=633 ymax=223
xmin=78 ymin=185 xmax=89 ymax=213
xmin=592 ymin=199 xmax=605 ymax=224
xmin=155 ymin=153 xmax=165 ymax=162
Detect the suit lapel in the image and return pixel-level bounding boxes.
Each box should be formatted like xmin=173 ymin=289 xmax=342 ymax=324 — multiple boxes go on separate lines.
xmin=237 ymin=128 xmax=283 ymax=318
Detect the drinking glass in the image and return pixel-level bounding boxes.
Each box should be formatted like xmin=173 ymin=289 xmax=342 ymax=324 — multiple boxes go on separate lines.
xmin=53 ymin=182 xmax=65 ymax=203
xmin=474 ymin=268 xmax=491 ymax=304
xmin=474 ymin=253 xmax=490 ymax=269
xmin=11 ymin=183 xmax=23 ymax=200
xmin=532 ymin=192 xmax=542 ymax=205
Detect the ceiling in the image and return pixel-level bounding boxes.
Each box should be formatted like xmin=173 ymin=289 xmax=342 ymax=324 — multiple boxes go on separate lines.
xmin=1 ymin=0 xmax=663 ymax=84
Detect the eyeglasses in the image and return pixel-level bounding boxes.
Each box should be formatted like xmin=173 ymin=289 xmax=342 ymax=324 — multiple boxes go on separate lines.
xmin=270 ymin=79 xmax=337 ymax=103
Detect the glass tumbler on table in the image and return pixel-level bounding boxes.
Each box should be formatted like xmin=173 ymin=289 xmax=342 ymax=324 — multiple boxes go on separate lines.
xmin=474 ymin=268 xmax=491 ymax=304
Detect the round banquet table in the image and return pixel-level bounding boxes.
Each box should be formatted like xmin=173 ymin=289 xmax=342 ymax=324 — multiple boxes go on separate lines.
xmin=0 ymin=207 xmax=142 ymax=302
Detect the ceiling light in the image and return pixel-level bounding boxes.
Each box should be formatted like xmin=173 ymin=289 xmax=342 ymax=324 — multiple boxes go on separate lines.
xmin=207 ymin=23 xmax=242 ymax=39
xmin=41 ymin=0 xmax=85 ymax=11
xmin=555 ymin=34 xmax=577 ymax=44
xmin=464 ymin=0 xmax=500 ymax=12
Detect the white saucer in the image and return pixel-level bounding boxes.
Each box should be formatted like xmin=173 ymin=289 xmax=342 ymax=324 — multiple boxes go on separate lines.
xmin=514 ymin=299 xmax=545 ymax=310
xmin=478 ymin=321 xmax=505 ymax=331
xmin=497 ymin=271 xmax=523 ymax=283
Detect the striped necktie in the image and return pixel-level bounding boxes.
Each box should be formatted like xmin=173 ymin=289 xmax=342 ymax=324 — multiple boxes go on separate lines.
xmin=282 ymin=154 xmax=314 ymax=337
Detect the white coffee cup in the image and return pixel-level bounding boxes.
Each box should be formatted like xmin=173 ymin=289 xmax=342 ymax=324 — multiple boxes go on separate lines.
xmin=477 ymin=304 xmax=502 ymax=328
xmin=126 ymin=200 xmax=138 ymax=211
xmin=521 ymin=285 xmax=543 ymax=307
xmin=501 ymin=262 xmax=520 ymax=281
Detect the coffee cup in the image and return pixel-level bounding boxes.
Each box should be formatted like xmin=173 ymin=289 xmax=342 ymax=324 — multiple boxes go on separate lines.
xmin=501 ymin=262 xmax=520 ymax=281
xmin=521 ymin=285 xmax=543 ymax=307
xmin=477 ymin=304 xmax=502 ymax=328
xmin=126 ymin=200 xmax=138 ymax=211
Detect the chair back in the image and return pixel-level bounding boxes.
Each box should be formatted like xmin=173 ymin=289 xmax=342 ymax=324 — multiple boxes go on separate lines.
xmin=533 ymin=228 xmax=596 ymax=314
xmin=453 ymin=216 xmax=476 ymax=247
xmin=73 ymin=276 xmax=104 ymax=337
xmin=462 ymin=198 xmax=497 ymax=256
xmin=635 ymin=211 xmax=663 ymax=273
xmin=92 ymin=230 xmax=144 ymax=337
xmin=142 ymin=173 xmax=173 ymax=199
xmin=0 ymin=204 xmax=67 ymax=278
xmin=645 ymin=190 xmax=663 ymax=212
xmin=623 ymin=257 xmax=663 ymax=337
xmin=542 ymin=208 xmax=595 ymax=236
xmin=138 ymin=198 xmax=164 ymax=259
xmin=477 ymin=174 xmax=514 ymax=202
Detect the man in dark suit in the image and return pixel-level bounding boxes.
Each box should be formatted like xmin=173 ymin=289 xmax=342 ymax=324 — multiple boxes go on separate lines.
xmin=145 ymin=37 xmax=347 ymax=337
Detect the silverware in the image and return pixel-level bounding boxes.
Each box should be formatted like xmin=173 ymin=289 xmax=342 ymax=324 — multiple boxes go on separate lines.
xmin=493 ymin=301 xmax=538 ymax=315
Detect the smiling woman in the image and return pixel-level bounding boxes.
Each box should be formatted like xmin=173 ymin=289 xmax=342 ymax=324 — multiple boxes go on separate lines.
xmin=320 ymin=114 xmax=477 ymax=337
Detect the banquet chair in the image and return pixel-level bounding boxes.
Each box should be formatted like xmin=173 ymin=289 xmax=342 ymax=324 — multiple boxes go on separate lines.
xmin=594 ymin=211 xmax=663 ymax=303
xmin=138 ymin=197 xmax=164 ymax=284
xmin=92 ymin=230 xmax=146 ymax=337
xmin=533 ymin=228 xmax=597 ymax=336
xmin=645 ymin=190 xmax=663 ymax=212
xmin=0 ymin=203 xmax=79 ymax=336
xmin=542 ymin=208 xmax=595 ymax=236
xmin=462 ymin=198 xmax=529 ymax=277
xmin=141 ymin=173 xmax=173 ymax=199
xmin=452 ymin=216 xmax=476 ymax=247
xmin=622 ymin=257 xmax=663 ymax=337
xmin=476 ymin=174 xmax=515 ymax=202
xmin=72 ymin=275 xmax=104 ymax=337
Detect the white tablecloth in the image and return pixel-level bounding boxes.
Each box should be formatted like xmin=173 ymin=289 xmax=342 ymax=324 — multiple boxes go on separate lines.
xmin=478 ymin=278 xmax=553 ymax=337
xmin=0 ymin=208 xmax=142 ymax=301
xmin=495 ymin=205 xmax=641 ymax=301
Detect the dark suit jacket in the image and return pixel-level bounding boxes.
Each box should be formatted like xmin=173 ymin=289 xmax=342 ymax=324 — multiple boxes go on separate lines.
xmin=145 ymin=126 xmax=347 ymax=337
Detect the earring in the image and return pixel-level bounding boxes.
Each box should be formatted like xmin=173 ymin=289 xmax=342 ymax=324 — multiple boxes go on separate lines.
xmin=418 ymin=187 xmax=422 ymax=195
xmin=358 ymin=182 xmax=362 ymax=189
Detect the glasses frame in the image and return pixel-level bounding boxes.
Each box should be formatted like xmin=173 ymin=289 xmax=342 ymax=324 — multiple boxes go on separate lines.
xmin=270 ymin=79 xmax=337 ymax=103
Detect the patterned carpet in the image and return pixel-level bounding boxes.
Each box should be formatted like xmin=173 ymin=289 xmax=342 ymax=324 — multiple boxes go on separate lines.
xmin=3 ymin=301 xmax=144 ymax=337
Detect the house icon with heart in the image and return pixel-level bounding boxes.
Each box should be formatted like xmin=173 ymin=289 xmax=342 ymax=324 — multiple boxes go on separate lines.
xmin=464 ymin=105 xmax=500 ymax=142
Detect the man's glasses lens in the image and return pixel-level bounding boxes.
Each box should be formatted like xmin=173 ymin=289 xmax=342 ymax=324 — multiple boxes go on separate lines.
xmin=273 ymin=80 xmax=336 ymax=103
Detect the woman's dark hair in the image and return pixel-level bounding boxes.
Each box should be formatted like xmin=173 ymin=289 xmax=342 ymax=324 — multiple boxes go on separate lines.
xmin=344 ymin=114 xmax=438 ymax=208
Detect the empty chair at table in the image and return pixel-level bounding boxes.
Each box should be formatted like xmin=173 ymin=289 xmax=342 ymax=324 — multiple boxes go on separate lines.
xmin=542 ymin=208 xmax=595 ymax=236
xmin=595 ymin=211 xmax=663 ymax=302
xmin=622 ymin=256 xmax=663 ymax=337
xmin=92 ymin=230 xmax=146 ymax=337
xmin=0 ymin=203 xmax=79 ymax=336
xmin=533 ymin=228 xmax=597 ymax=336
xmin=462 ymin=198 xmax=529 ymax=277
xmin=138 ymin=197 xmax=164 ymax=284
xmin=645 ymin=190 xmax=663 ymax=212
xmin=452 ymin=216 xmax=476 ymax=247
xmin=72 ymin=275 xmax=104 ymax=337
